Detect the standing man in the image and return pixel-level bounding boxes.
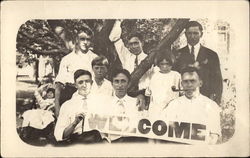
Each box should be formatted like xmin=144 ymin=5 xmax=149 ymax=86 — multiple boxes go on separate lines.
xmin=109 ymin=20 xmax=152 ymax=91
xmin=54 ymin=27 xmax=98 ymax=117
xmin=54 ymin=69 xmax=102 ymax=144
xmin=174 ymin=21 xmax=223 ymax=104
xmin=163 ymin=67 xmax=221 ymax=144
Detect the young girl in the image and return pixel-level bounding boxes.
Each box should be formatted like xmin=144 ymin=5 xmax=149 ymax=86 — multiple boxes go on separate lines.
xmin=34 ymin=84 xmax=55 ymax=111
xmin=145 ymin=52 xmax=181 ymax=116
xmin=20 ymin=84 xmax=56 ymax=144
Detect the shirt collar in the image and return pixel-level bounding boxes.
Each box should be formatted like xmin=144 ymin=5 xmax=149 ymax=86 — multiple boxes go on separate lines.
xmin=188 ymin=42 xmax=201 ymax=51
xmin=187 ymin=43 xmax=200 ymax=60
xmin=72 ymin=91 xmax=88 ymax=100
xmin=137 ymin=51 xmax=147 ymax=60
xmin=74 ymin=49 xmax=92 ymax=57
xmin=185 ymin=88 xmax=201 ymax=100
xmin=113 ymin=94 xmax=129 ymax=103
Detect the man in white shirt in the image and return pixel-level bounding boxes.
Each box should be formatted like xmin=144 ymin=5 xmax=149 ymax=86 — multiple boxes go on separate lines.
xmin=163 ymin=67 xmax=221 ymax=144
xmin=107 ymin=69 xmax=148 ymax=143
xmin=54 ymin=27 xmax=98 ymax=117
xmin=91 ymin=56 xmax=113 ymax=96
xmin=54 ymin=69 xmax=102 ymax=144
xmin=109 ymin=20 xmax=152 ymax=91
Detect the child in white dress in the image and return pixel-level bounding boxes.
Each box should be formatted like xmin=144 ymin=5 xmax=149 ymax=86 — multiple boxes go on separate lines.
xmin=145 ymin=52 xmax=181 ymax=116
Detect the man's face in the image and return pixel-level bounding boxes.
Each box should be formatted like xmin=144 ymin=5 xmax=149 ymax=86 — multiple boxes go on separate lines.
xmin=76 ymin=32 xmax=91 ymax=53
xmin=181 ymin=71 xmax=202 ymax=99
xmin=75 ymin=75 xmax=93 ymax=96
xmin=92 ymin=65 xmax=107 ymax=80
xmin=158 ymin=59 xmax=172 ymax=73
xmin=185 ymin=26 xmax=202 ymax=46
xmin=128 ymin=37 xmax=143 ymax=55
xmin=112 ymin=73 xmax=129 ymax=98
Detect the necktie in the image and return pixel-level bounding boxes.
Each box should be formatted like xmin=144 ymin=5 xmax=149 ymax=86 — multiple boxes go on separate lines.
xmin=81 ymin=97 xmax=87 ymax=133
xmin=117 ymin=99 xmax=125 ymax=114
xmin=190 ymin=46 xmax=195 ymax=62
xmin=134 ymin=55 xmax=138 ymax=70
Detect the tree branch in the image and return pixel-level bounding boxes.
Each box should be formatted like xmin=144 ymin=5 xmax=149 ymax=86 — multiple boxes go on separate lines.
xmin=18 ymin=43 xmax=69 ymax=55
xmin=128 ymin=18 xmax=190 ymax=91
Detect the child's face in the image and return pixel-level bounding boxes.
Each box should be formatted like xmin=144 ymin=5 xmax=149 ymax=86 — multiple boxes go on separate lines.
xmin=46 ymin=91 xmax=55 ymax=99
xmin=92 ymin=65 xmax=107 ymax=80
xmin=158 ymin=59 xmax=172 ymax=73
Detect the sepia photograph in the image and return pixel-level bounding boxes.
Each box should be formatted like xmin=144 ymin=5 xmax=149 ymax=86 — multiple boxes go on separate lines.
xmin=1 ymin=1 xmax=249 ymax=157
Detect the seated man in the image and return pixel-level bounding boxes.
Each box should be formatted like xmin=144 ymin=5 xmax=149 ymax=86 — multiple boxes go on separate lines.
xmin=54 ymin=69 xmax=102 ymax=144
xmin=107 ymin=69 xmax=148 ymax=143
xmin=91 ymin=56 xmax=113 ymax=96
xmin=163 ymin=67 xmax=221 ymax=144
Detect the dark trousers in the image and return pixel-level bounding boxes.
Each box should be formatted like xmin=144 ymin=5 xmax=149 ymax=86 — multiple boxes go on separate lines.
xmin=56 ymin=130 xmax=103 ymax=146
xmin=18 ymin=122 xmax=56 ymax=145
xmin=112 ymin=136 xmax=148 ymax=143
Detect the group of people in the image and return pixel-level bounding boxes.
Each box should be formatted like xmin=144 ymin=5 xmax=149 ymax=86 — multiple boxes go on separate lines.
xmin=21 ymin=20 xmax=223 ymax=145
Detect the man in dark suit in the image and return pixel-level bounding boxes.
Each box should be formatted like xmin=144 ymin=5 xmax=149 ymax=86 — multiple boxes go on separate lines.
xmin=174 ymin=21 xmax=223 ymax=105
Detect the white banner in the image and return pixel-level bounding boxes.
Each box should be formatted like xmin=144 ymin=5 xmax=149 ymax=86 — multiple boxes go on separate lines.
xmin=83 ymin=113 xmax=209 ymax=144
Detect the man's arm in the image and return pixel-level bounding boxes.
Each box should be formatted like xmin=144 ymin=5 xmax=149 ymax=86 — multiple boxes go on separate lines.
xmin=208 ymin=101 xmax=222 ymax=144
xmin=62 ymin=113 xmax=85 ymax=139
xmin=109 ymin=20 xmax=130 ymax=67
xmin=210 ymin=52 xmax=223 ymax=104
xmin=54 ymin=57 xmax=68 ymax=117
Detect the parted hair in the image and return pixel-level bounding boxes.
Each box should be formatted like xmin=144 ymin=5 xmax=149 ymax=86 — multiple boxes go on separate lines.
xmin=155 ymin=49 xmax=174 ymax=66
xmin=185 ymin=21 xmax=203 ymax=32
xmin=91 ymin=56 xmax=109 ymax=68
xmin=180 ymin=66 xmax=201 ymax=78
xmin=111 ymin=69 xmax=131 ymax=83
xmin=74 ymin=69 xmax=92 ymax=81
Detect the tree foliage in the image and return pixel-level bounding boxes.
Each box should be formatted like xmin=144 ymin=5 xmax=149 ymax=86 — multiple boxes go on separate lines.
xmin=16 ymin=19 xmax=179 ymax=64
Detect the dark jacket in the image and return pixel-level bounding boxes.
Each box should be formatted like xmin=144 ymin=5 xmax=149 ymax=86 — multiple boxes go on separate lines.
xmin=174 ymin=45 xmax=223 ymax=104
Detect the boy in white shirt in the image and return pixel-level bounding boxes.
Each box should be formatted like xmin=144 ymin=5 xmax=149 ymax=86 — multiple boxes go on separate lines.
xmin=91 ymin=56 xmax=113 ymax=96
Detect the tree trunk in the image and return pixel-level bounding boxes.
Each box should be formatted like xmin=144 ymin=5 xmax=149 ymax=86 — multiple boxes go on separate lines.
xmin=93 ymin=20 xmax=122 ymax=80
xmin=34 ymin=58 xmax=39 ymax=83
xmin=128 ymin=18 xmax=190 ymax=92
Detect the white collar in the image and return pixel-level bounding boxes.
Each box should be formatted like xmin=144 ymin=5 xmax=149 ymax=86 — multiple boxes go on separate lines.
xmin=93 ymin=78 xmax=105 ymax=86
xmin=184 ymin=88 xmax=201 ymax=100
xmin=187 ymin=43 xmax=201 ymax=60
xmin=137 ymin=51 xmax=147 ymax=59
xmin=131 ymin=51 xmax=146 ymax=58
xmin=113 ymin=94 xmax=129 ymax=103
xmin=188 ymin=43 xmax=201 ymax=52
xmin=74 ymin=49 xmax=92 ymax=56
xmin=72 ymin=90 xmax=89 ymax=100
